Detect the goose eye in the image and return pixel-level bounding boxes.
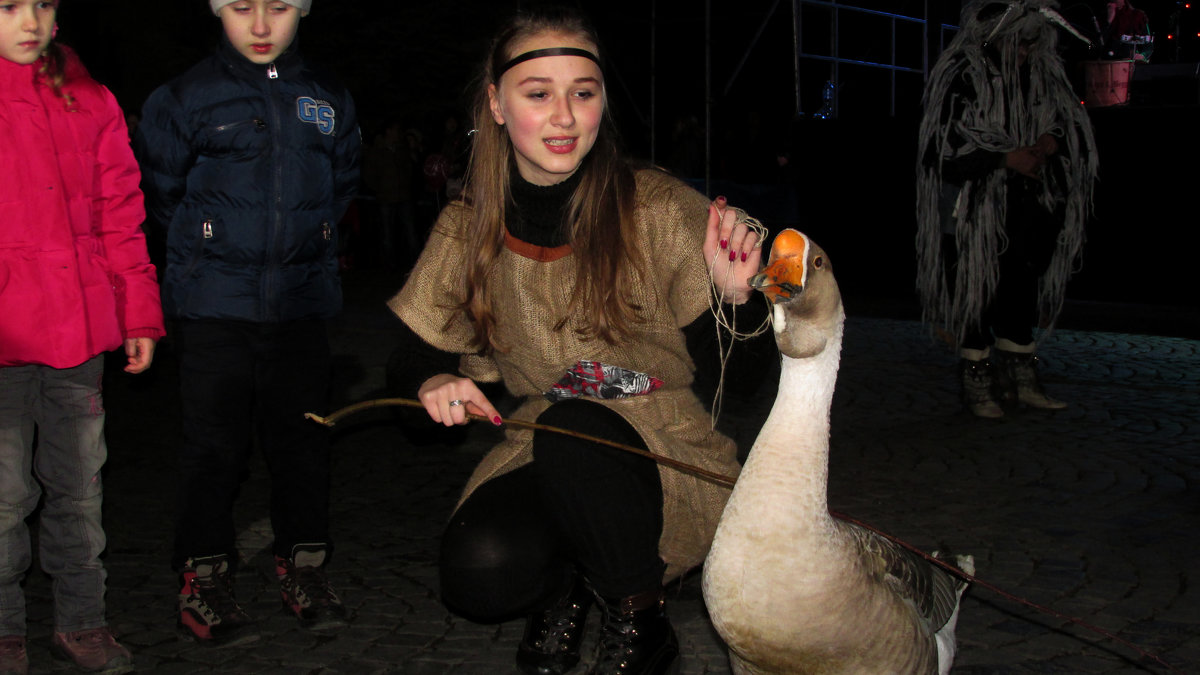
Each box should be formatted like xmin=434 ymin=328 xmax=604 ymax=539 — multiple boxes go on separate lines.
xmin=813 ymin=256 xmax=824 ymax=269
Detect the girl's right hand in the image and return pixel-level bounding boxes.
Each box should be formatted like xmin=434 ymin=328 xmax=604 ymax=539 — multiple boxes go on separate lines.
xmin=703 ymin=196 xmax=762 ymax=305
xmin=418 ymin=374 xmax=502 ymax=427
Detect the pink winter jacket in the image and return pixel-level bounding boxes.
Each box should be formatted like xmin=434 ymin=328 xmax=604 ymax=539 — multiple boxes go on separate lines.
xmin=0 ymin=47 xmax=164 ymax=369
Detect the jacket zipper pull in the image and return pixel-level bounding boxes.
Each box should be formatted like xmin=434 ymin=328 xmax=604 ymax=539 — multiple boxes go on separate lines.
xmin=203 ymin=219 xmax=214 ymax=239
xmin=267 ymin=63 xmax=278 ymax=80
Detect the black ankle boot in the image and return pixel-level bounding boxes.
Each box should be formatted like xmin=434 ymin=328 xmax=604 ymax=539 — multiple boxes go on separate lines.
xmin=516 ymin=578 xmax=594 ymax=675
xmin=588 ymin=589 xmax=679 ymax=675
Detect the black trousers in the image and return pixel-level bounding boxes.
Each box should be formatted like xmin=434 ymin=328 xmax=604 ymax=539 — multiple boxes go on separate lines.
xmin=438 ymin=399 xmax=665 ymax=623
xmin=950 ymin=178 xmax=1064 ymax=350
xmin=172 ymin=319 xmax=332 ymax=569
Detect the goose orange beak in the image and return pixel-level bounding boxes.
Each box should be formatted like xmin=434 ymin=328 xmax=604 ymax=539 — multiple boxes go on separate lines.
xmin=749 ymin=229 xmax=808 ymax=303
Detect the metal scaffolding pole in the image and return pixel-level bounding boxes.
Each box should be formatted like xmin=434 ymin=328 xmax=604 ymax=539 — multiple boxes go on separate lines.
xmin=650 ymin=0 xmax=657 ymax=166
xmin=793 ymin=0 xmax=805 ymax=117
xmin=705 ymin=0 xmax=713 ymax=195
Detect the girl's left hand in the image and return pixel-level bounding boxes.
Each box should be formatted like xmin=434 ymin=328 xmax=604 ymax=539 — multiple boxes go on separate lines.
xmin=703 ymin=196 xmax=762 ymax=304
xmin=123 ymin=337 xmax=156 ymax=374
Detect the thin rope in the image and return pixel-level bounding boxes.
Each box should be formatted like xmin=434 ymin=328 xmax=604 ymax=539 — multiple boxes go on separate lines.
xmin=308 ymin=396 xmax=1185 ymax=671
xmin=704 ymin=212 xmax=771 ymax=427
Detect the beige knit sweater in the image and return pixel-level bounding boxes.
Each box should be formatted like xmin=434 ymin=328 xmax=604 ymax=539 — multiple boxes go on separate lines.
xmin=388 ymin=169 xmax=741 ymax=580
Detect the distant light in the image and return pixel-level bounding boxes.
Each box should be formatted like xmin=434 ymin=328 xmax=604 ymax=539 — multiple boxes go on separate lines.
xmin=1168 ymin=34 xmax=1175 ymax=40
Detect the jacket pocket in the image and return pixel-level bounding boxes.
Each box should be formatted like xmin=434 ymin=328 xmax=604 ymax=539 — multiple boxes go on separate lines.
xmin=200 ymin=117 xmax=268 ymax=157
xmin=173 ymin=218 xmax=216 ymax=315
xmin=179 ymin=218 xmax=213 ymax=280
xmin=316 ymin=220 xmax=338 ymax=279
xmin=288 ymin=219 xmax=336 ymax=265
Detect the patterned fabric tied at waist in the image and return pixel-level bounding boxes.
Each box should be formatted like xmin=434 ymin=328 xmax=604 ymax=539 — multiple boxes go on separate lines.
xmin=545 ymin=360 xmax=663 ymax=403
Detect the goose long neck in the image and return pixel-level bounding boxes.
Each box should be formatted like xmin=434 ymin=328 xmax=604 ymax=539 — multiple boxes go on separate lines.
xmin=736 ymin=321 xmax=843 ymax=521
xmin=775 ymin=346 xmax=839 ymax=440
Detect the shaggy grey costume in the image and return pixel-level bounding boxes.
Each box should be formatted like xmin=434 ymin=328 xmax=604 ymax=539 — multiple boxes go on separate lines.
xmin=916 ymin=0 xmax=1099 ymax=347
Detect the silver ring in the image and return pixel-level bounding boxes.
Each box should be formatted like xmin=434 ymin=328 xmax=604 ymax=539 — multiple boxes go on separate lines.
xmin=448 ymin=399 xmax=464 ymax=407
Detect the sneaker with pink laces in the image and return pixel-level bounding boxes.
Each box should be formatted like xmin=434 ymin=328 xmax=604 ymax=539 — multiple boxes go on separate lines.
xmin=51 ymin=627 xmax=132 ymax=674
xmin=0 ymin=635 xmax=28 ymax=675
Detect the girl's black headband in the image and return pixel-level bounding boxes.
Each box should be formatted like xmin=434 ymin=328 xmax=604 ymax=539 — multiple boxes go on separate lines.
xmin=496 ymin=47 xmax=601 ymax=79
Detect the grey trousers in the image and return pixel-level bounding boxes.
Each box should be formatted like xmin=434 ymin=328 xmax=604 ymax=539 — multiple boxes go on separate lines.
xmin=0 ymin=356 xmax=109 ymax=636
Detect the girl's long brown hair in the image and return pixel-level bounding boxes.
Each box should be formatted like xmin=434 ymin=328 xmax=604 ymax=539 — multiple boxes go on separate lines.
xmin=39 ymin=38 xmax=76 ymax=110
xmin=456 ymin=7 xmax=642 ymax=354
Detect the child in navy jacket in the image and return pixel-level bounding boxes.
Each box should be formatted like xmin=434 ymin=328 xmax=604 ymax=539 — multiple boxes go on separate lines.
xmin=135 ymin=0 xmax=360 ymax=644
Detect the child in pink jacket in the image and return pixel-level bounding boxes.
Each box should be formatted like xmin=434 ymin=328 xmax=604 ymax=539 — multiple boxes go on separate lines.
xmin=0 ymin=2 xmax=164 ymax=673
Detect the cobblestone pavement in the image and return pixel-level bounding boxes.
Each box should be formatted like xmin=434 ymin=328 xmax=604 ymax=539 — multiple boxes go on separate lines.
xmin=16 ymin=270 xmax=1199 ymax=673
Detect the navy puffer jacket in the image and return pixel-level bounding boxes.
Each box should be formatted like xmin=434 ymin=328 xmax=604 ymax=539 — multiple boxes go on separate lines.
xmin=136 ymin=36 xmax=360 ymax=323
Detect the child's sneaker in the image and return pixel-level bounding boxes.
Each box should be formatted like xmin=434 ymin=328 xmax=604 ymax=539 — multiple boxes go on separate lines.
xmin=50 ymin=627 xmax=132 ymax=674
xmin=178 ymin=554 xmax=258 ymax=645
xmin=276 ymin=544 xmax=347 ymax=631
xmin=0 ymin=635 xmax=27 ymax=675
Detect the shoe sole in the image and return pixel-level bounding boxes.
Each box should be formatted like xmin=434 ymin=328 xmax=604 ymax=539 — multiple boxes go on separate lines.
xmin=50 ymin=648 xmax=134 ymax=675
xmin=587 ymin=652 xmax=681 ymax=675
xmin=516 ymin=651 xmax=582 ymax=675
xmin=1018 ymin=397 xmax=1068 ymax=410
xmin=282 ymin=602 xmax=349 ymax=633
xmin=175 ymin=624 xmax=261 ymax=648
xmin=291 ymin=612 xmax=349 ymax=633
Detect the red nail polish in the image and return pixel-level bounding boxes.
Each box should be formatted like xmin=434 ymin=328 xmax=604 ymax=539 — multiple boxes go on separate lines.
xmin=492 ymin=416 xmax=502 ymax=425
xmin=729 ymin=250 xmax=736 ymax=261
xmin=720 ymin=239 xmax=727 ymax=250
xmin=741 ymin=252 xmax=748 ymax=262
xmin=717 ymin=195 xmax=727 ymax=205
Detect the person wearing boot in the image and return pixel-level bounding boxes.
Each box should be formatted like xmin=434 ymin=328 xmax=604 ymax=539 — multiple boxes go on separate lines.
xmin=1 ymin=2 xmax=164 ymax=671
xmin=385 ymin=7 xmax=769 ymax=674
xmin=915 ymin=0 xmax=1099 ymax=418
xmin=134 ymin=0 xmax=360 ymax=643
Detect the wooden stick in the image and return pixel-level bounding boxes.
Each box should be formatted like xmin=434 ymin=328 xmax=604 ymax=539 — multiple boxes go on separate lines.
xmin=306 ymin=397 xmax=737 ymax=488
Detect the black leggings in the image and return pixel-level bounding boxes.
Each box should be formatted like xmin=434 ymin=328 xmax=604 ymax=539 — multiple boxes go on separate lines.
xmin=438 ymin=399 xmax=665 ymax=622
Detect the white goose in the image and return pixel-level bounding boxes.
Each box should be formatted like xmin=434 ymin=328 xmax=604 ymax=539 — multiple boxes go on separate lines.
xmin=702 ymin=229 xmax=973 ymax=674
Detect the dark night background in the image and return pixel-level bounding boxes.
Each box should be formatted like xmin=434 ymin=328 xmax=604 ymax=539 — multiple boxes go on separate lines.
xmin=56 ymin=0 xmax=966 ymax=154
xmin=52 ymin=0 xmax=1200 ymax=335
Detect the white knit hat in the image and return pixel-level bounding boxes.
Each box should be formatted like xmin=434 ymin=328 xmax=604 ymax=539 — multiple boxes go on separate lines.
xmin=210 ymin=0 xmax=312 ymax=16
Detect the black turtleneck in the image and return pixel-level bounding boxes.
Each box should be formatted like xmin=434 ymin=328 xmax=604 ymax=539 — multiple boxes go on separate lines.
xmin=505 ymin=171 xmax=583 ymax=247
